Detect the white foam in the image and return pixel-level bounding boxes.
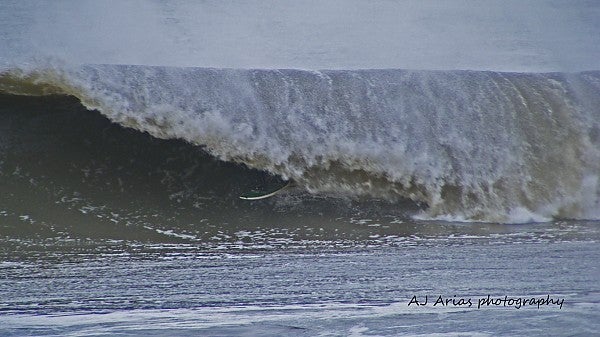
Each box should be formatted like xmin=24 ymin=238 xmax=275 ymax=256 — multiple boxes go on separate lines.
xmin=506 ymin=208 xmax=552 ymax=224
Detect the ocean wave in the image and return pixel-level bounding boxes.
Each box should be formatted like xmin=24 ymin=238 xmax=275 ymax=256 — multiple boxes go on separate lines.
xmin=1 ymin=63 xmax=599 ymax=223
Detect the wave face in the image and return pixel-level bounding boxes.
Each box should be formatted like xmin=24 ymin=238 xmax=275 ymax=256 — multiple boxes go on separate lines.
xmin=2 ymin=65 xmax=599 ymax=223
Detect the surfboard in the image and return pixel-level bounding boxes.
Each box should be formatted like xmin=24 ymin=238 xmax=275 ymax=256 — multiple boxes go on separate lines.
xmin=239 ymin=181 xmax=292 ymax=200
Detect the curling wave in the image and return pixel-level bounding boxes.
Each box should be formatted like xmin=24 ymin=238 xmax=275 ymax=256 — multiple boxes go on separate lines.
xmin=1 ymin=63 xmax=599 ymax=222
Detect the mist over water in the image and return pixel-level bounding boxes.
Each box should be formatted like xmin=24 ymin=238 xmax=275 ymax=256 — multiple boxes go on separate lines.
xmin=2 ymin=0 xmax=600 ymax=71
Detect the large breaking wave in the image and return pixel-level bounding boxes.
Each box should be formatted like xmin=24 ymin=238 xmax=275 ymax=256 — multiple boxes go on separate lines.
xmin=1 ymin=64 xmax=599 ymax=223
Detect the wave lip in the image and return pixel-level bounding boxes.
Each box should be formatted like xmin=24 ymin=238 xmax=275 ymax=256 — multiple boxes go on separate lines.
xmin=2 ymin=64 xmax=599 ymax=223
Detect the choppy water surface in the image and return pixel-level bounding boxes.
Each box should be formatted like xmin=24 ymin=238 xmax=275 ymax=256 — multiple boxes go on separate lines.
xmin=1 ymin=225 xmax=599 ymax=336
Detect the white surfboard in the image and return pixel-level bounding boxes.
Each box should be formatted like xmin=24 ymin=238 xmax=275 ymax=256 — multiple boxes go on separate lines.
xmin=239 ymin=181 xmax=292 ymax=200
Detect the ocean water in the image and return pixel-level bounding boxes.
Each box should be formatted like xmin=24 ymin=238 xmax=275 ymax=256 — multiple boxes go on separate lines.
xmin=1 ymin=1 xmax=600 ymax=336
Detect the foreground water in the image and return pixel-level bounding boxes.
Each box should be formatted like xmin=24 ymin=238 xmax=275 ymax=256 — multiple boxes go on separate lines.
xmin=1 ymin=237 xmax=599 ymax=336
xmin=0 ymin=94 xmax=599 ymax=336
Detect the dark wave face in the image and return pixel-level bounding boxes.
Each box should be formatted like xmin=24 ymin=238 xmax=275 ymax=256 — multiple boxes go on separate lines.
xmin=0 ymin=92 xmax=428 ymax=248
xmin=2 ymin=65 xmax=600 ymax=223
